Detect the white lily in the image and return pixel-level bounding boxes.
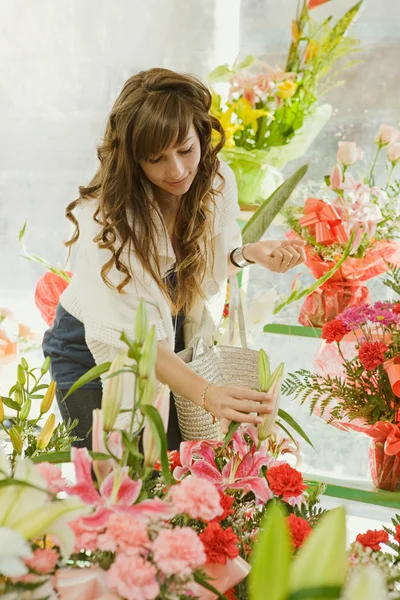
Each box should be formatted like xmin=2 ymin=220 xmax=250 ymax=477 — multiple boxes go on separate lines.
xmin=0 ymin=450 xmax=89 ymax=560
xmin=0 ymin=527 xmax=32 ymax=577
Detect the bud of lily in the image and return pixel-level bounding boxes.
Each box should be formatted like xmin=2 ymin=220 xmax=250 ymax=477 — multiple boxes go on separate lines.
xmin=258 ymin=362 xmax=284 ymax=441
xmin=258 ymin=349 xmax=271 ymax=393
xmin=21 ymin=357 xmax=29 ymax=370
xmin=19 ymin=398 xmax=32 ymax=421
xmin=14 ymin=389 xmax=23 ymax=406
xmin=138 ymin=326 xmax=157 ymax=379
xmin=17 ymin=365 xmax=26 ymax=387
xmin=143 ymin=385 xmax=170 ymax=467
xmin=140 ymin=374 xmax=157 ymax=406
xmin=37 ymin=414 xmax=56 ymax=450
xmin=0 ymin=397 xmax=4 ymax=423
xmin=102 ymin=352 xmax=125 ymax=432
xmin=135 ymin=299 xmax=149 ymax=346
xmin=40 ymin=381 xmax=56 ymax=414
xmin=330 ymin=164 xmax=343 ymax=189
xmin=41 ymin=356 xmax=51 ymax=375
xmin=9 ymin=427 xmax=23 ymax=454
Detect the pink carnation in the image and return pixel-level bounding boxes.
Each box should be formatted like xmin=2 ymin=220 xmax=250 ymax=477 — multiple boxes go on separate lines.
xmin=169 ymin=476 xmax=223 ymax=521
xmin=69 ymin=517 xmax=102 ymax=553
xmin=25 ymin=548 xmax=59 ymax=574
xmin=98 ymin=513 xmax=149 ymax=553
xmin=35 ymin=463 xmax=68 ymax=494
xmin=152 ymin=527 xmax=206 ymax=576
xmin=107 ymin=553 xmax=159 ymax=600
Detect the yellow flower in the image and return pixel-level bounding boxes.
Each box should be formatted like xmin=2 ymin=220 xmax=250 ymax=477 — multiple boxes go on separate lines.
xmin=277 ymin=80 xmax=297 ymax=99
xmin=213 ymin=105 xmax=244 ymax=148
xmin=235 ymin=98 xmax=270 ymax=133
xmin=305 ymin=40 xmax=319 ymax=62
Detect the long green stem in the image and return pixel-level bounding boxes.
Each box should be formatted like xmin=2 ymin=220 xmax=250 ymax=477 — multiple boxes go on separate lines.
xmin=369 ymin=145 xmax=381 ymax=186
xmin=385 ymin=163 xmax=396 ymax=190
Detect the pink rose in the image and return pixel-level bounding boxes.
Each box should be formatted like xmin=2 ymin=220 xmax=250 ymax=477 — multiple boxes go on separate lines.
xmin=374 ymin=124 xmax=400 ymax=147
xmin=152 ymin=527 xmax=206 ymax=576
xmin=388 ymin=143 xmax=400 ymax=164
xmin=169 ymin=476 xmax=223 ymax=521
xmin=336 ymin=141 xmax=364 ymax=167
xmin=329 ymin=164 xmax=343 ymax=189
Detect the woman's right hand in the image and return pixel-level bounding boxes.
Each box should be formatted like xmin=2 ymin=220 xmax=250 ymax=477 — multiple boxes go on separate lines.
xmin=204 ymin=384 xmax=273 ymax=430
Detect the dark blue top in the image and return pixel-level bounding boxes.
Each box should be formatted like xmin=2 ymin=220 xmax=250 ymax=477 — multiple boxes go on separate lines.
xmin=42 ymin=270 xmax=185 ymax=390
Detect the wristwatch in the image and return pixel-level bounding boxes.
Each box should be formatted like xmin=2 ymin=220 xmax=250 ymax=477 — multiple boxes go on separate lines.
xmin=230 ymin=245 xmax=256 ymax=268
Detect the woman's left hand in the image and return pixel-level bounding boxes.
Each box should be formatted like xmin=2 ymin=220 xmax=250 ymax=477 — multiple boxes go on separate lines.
xmin=243 ymin=240 xmax=306 ymax=273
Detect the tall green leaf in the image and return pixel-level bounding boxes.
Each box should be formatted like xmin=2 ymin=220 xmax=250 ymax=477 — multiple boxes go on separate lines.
xmin=140 ymin=404 xmax=172 ymax=486
xmin=250 ymin=503 xmax=291 ymax=600
xmin=31 ymin=451 xmax=110 ymax=464
xmin=278 ymin=408 xmax=314 ymax=448
xmin=63 ymin=363 xmax=111 ymax=399
xmin=242 ymin=164 xmax=308 ymax=245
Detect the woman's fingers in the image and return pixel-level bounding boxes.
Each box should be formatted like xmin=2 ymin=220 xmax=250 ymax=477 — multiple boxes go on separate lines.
xmin=229 ymin=399 xmax=272 ymax=414
xmin=224 ymin=410 xmax=263 ymax=425
xmin=230 ymin=386 xmax=272 ymax=404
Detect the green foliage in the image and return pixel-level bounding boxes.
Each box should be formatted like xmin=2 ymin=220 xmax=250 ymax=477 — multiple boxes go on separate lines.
xmin=382 ymin=263 xmax=400 ymax=297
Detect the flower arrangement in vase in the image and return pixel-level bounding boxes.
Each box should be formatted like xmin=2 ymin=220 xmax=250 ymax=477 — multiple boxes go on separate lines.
xmin=209 ymin=0 xmax=363 ymax=208
xmin=284 ymin=125 xmax=400 ymax=327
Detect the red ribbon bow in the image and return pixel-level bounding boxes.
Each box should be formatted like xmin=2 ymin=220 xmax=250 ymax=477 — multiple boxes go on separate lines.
xmin=383 ymin=355 xmax=400 ymax=398
xmin=298 ymin=197 xmax=349 ymax=245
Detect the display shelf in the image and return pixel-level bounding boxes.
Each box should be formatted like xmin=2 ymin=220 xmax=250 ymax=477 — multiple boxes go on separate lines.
xmin=263 ymin=323 xmax=322 ymax=337
xmin=305 ymin=472 xmax=400 ymax=509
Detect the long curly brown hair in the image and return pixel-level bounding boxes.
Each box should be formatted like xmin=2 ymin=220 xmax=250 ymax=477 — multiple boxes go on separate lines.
xmin=65 ymin=68 xmax=226 ymax=315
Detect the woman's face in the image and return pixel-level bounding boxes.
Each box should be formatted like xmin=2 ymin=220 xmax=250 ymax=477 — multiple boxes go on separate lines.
xmin=139 ymin=125 xmax=202 ymax=197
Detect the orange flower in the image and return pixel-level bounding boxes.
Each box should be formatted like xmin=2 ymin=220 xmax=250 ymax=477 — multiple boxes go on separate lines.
xmin=356 ymin=529 xmax=389 ymax=551
xmin=35 ymin=271 xmax=73 ymax=326
xmin=292 ymin=20 xmax=300 ymax=44
xmin=305 ymin=40 xmax=319 ymax=62
xmin=307 ymin=0 xmax=332 ymax=9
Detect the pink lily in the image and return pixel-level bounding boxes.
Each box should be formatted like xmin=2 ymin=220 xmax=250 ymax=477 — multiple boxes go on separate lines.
xmin=69 ymin=448 xmax=175 ymax=527
xmin=190 ymin=448 xmax=273 ymax=504
xmin=92 ymin=409 xmax=123 ymax=485
xmin=173 ymin=440 xmax=221 ymax=480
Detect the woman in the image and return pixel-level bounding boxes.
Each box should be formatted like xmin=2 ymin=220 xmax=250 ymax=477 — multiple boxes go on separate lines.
xmin=43 ymin=68 xmax=305 ymax=449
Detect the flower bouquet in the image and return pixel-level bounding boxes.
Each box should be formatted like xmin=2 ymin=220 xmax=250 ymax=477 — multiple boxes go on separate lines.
xmin=283 ymin=301 xmax=400 ymax=490
xmin=208 ymin=0 xmax=363 ymax=207
xmin=285 ymin=125 xmax=400 ymax=327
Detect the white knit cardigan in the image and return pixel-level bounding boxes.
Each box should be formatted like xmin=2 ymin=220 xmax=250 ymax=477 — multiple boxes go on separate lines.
xmin=60 ymin=161 xmax=242 ymax=412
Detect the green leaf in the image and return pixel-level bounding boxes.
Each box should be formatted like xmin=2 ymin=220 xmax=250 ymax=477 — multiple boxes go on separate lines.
xmin=30 ymin=384 xmax=49 ymax=394
xmin=140 ymin=404 xmax=172 ymax=486
xmin=250 ymin=502 xmax=291 ymax=600
xmin=193 ymin=572 xmax=228 ymax=599
xmin=242 ymin=164 xmax=308 ymax=245
xmin=18 ymin=220 xmax=27 ymax=242
xmin=274 ymin=234 xmax=354 ymax=315
xmin=31 ymin=450 xmax=110 ymax=464
xmin=120 ymin=430 xmax=142 ymax=458
xmin=63 ymin=362 xmax=111 ymax=399
xmin=1 ymin=396 xmax=21 ymax=411
xmin=287 ymin=587 xmax=342 ymax=600
xmin=234 ymin=54 xmax=257 ymax=70
xmin=207 ymin=64 xmax=235 ymax=84
xmin=278 ymin=408 xmax=314 ymax=448
xmin=289 ymin=508 xmax=347 ymax=594
xmin=222 ymin=421 xmax=241 ymax=449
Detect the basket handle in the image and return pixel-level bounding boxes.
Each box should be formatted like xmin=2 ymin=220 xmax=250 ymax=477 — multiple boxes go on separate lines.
xmin=189 ymin=274 xmax=248 ymax=360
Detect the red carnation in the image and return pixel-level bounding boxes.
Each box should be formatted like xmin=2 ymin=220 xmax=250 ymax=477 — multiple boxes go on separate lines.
xmin=356 ymin=529 xmax=389 ymax=551
xmin=392 ymin=304 xmax=400 ymax=315
xmin=307 ymin=0 xmax=331 ymax=8
xmin=225 ymin=589 xmax=237 ymax=600
xmin=394 ymin=525 xmax=400 ymax=545
xmin=358 ymin=341 xmax=388 ymax=371
xmin=154 ymin=450 xmax=181 ymax=472
xmin=287 ymin=514 xmax=312 ymax=549
xmin=321 ymin=319 xmax=349 ymax=343
xmin=214 ymin=491 xmax=235 ymax=522
xmin=199 ymin=522 xmax=239 ymax=565
xmin=266 ymin=463 xmax=307 ymax=501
